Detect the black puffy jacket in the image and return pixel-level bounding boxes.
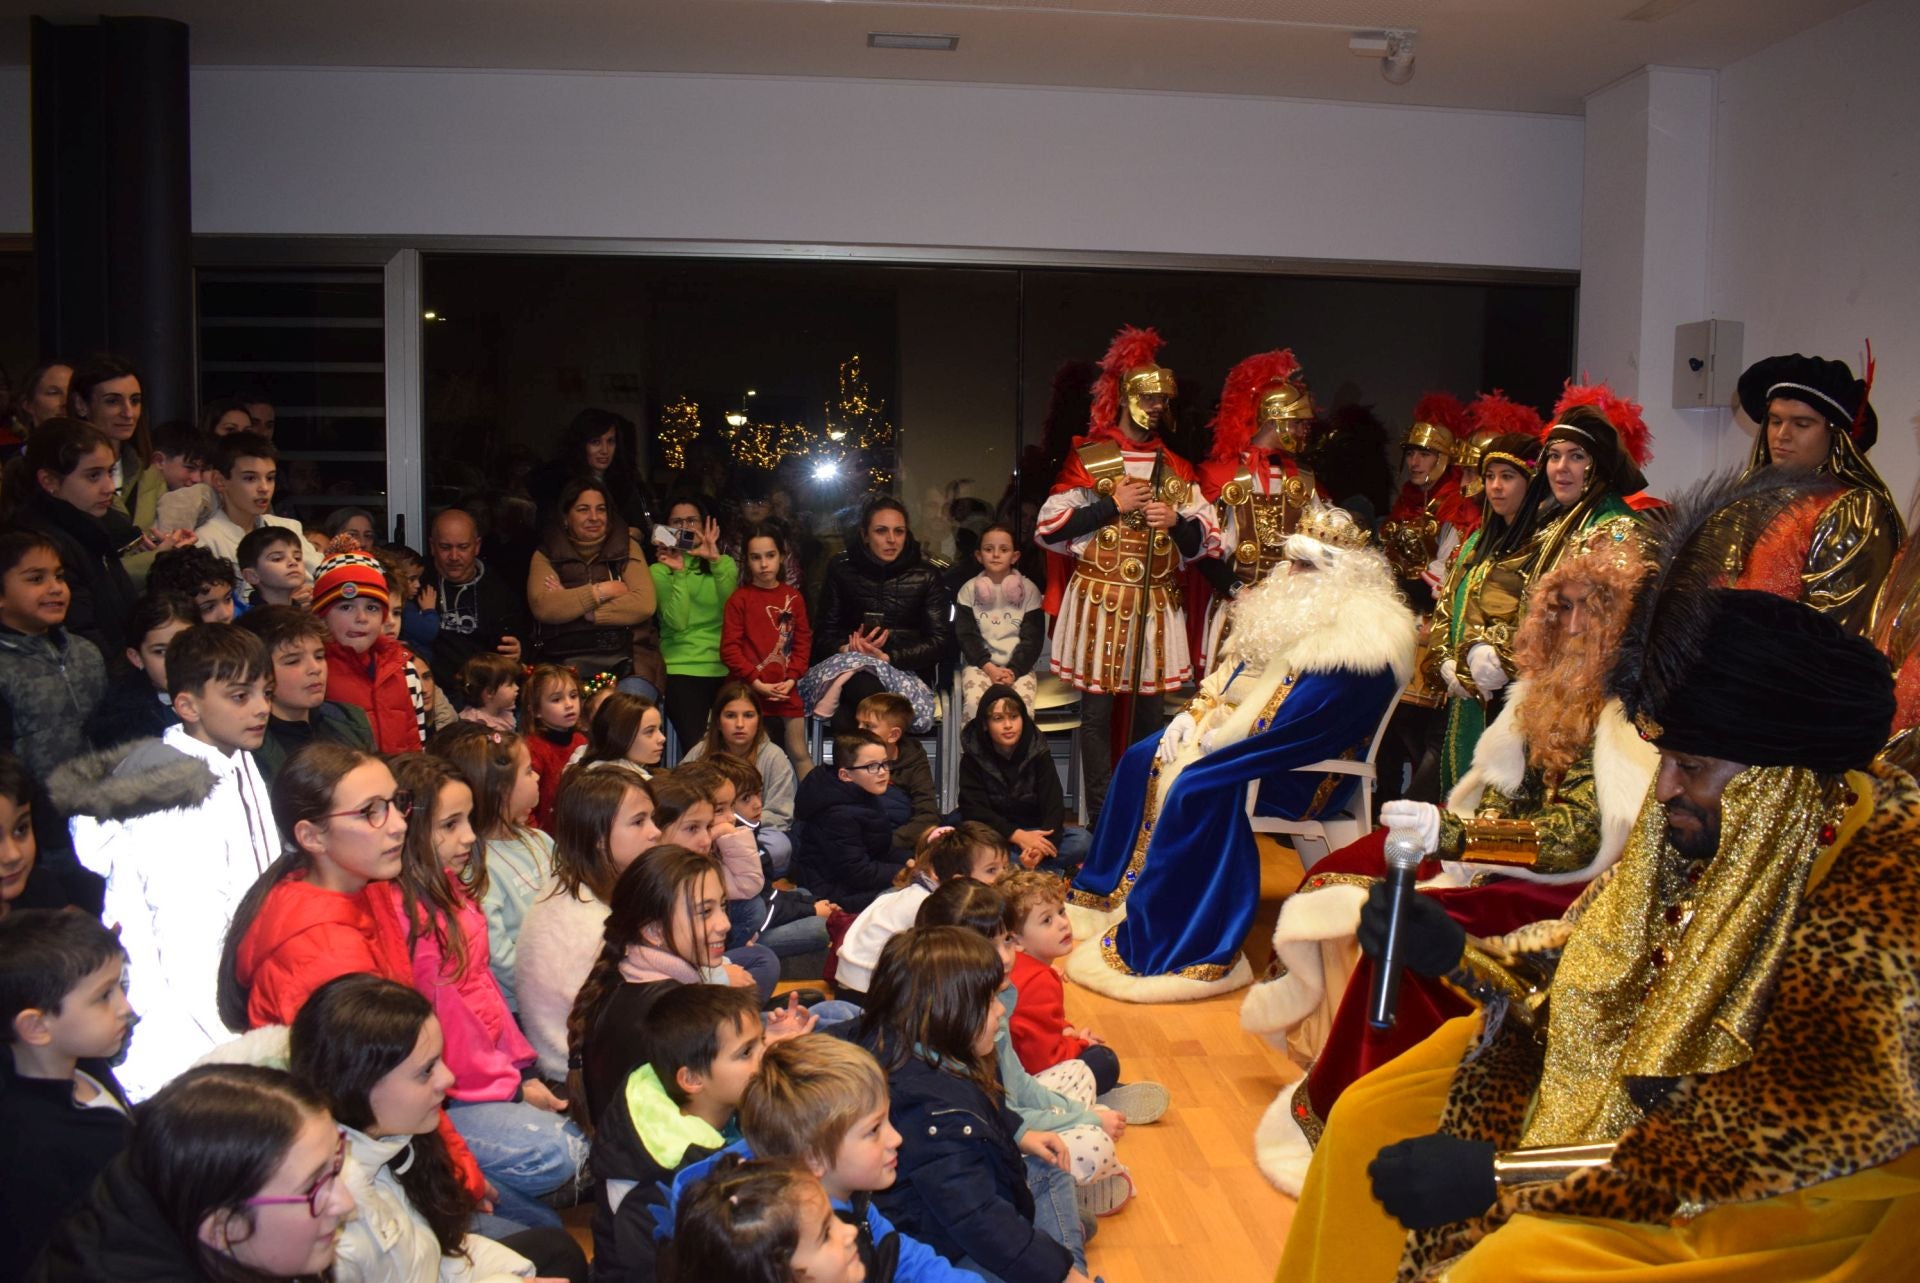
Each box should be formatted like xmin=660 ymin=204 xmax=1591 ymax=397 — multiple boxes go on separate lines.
xmin=810 ymin=536 xmax=952 ymax=680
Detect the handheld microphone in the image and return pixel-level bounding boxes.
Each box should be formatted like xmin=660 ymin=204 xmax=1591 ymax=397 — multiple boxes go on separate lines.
xmin=1367 ymin=827 xmax=1427 ymax=1030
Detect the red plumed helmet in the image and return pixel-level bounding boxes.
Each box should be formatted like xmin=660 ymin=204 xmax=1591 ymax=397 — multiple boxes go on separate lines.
xmin=1552 ymin=380 xmax=1654 ymax=466
xmin=1089 ymin=325 xmax=1170 ymax=434
xmin=1466 ymin=390 xmax=1544 ymax=440
xmin=1208 ymin=349 xmax=1302 ymax=461
xmin=1410 ymin=392 xmax=1470 ymax=436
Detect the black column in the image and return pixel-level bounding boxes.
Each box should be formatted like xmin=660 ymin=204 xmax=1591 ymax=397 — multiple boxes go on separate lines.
xmin=31 ymin=16 xmax=193 ymax=426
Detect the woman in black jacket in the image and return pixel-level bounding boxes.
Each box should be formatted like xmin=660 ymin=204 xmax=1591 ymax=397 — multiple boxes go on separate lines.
xmin=859 ymin=927 xmax=1089 ymax=1283
xmin=956 ymin=683 xmax=1090 ymax=877
xmin=809 ymin=495 xmax=952 ymax=733
xmin=5 ymin=419 xmax=139 ymax=654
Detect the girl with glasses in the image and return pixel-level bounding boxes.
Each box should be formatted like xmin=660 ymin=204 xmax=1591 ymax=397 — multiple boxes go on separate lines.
xmin=34 ymin=1063 xmax=356 ymax=1282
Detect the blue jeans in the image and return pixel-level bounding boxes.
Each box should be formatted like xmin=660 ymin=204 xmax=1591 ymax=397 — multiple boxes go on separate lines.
xmin=445 ymin=1098 xmax=589 ymax=1231
xmin=1033 ymin=825 xmax=1093 ymax=877
xmin=954 ymin=1156 xmax=1088 ymax=1279
xmin=726 ymin=942 xmax=781 ymax=1001
xmin=758 ymin=828 xmax=793 ymax=878
xmin=759 ymin=910 xmax=829 ymax=958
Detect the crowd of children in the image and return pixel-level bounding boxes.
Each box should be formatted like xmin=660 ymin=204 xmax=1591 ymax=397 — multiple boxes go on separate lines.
xmin=0 ymin=420 xmax=1162 ymax=1281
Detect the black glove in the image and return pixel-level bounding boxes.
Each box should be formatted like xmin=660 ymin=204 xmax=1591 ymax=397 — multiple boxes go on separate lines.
xmin=1355 ymin=880 xmax=1466 ymax=977
xmin=1368 ymin=1133 xmax=1497 ymax=1229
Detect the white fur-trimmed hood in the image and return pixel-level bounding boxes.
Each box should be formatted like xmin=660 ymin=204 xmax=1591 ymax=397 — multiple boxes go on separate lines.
xmin=1444 ymin=682 xmax=1657 ymax=886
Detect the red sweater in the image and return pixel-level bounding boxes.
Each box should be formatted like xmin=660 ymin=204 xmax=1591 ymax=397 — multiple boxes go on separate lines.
xmin=720 ymin=581 xmax=812 ymax=719
xmin=324 ymin=635 xmax=423 ymax=754
xmin=525 ymin=728 xmax=586 ymax=830
xmin=1009 ymin=950 xmax=1089 ymax=1073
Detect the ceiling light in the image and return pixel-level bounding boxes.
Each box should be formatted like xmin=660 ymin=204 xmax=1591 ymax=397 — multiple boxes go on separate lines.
xmin=813 ymin=460 xmax=840 ymax=482
xmin=867 ymin=32 xmax=959 ymax=52
xmin=1350 ymin=28 xmax=1416 ymax=85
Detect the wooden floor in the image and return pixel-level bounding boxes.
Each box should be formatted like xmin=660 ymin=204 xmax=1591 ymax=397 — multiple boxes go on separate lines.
xmin=1069 ymin=837 xmax=1307 ymax=1283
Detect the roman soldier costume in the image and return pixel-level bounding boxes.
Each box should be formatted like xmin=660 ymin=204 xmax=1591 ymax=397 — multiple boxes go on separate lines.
xmin=1036 ymin=325 xmax=1221 ymax=820
xmin=1194 ymin=348 xmax=1326 ymax=674
xmin=1380 ymin=393 xmax=1481 ymax=610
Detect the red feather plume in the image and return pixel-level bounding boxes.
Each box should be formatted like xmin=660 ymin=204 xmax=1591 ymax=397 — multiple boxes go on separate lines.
xmin=1466 ymin=389 xmax=1544 ymax=440
xmin=1552 ymin=379 xmax=1654 ymax=466
xmin=1410 ymin=391 xmax=1470 ymax=436
xmin=1207 ymin=348 xmax=1301 ymax=461
xmin=1088 ymin=325 xmax=1167 ymax=435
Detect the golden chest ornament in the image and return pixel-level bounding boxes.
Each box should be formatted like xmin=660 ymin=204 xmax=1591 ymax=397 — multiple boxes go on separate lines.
xmin=1219 ymin=465 xmax=1314 ymax=581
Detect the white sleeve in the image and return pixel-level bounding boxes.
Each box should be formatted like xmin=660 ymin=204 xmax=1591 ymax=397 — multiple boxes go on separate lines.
xmin=1177 ymin=484 xmax=1225 ymax=566
xmin=1034 ymin=487 xmax=1098 ymax=554
xmin=448 ymin=1234 xmax=536 ymax=1281
xmin=1423 ymin=525 xmax=1463 ymax=592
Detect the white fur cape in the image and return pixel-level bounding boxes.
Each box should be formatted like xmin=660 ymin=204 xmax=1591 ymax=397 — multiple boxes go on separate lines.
xmin=1064 ymin=581 xmax=1418 ymax=1004
xmin=1237 ymin=682 xmax=1658 ymax=1192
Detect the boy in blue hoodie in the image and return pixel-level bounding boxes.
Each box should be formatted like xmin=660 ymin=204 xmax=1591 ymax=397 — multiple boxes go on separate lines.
xmin=590 ymin=982 xmax=764 ymax=1283
xmin=669 ymin=1033 xmax=976 ymax=1282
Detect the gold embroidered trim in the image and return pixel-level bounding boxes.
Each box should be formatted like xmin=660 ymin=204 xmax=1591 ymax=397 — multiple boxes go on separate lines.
xmin=1098 ymin=925 xmax=1234 ymax=982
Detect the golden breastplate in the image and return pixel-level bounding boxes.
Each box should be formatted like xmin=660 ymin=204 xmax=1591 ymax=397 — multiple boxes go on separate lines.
xmin=1380 ymin=501 xmax=1441 ymax=579
xmin=1220 ymin=466 xmax=1314 ymax=584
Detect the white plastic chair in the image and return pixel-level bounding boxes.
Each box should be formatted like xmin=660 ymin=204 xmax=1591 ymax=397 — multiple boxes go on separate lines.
xmin=1244 ymin=681 xmax=1407 ymax=871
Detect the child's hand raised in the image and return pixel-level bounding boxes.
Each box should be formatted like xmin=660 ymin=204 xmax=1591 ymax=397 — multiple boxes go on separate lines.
xmin=764 ymin=992 xmax=818 ymax=1042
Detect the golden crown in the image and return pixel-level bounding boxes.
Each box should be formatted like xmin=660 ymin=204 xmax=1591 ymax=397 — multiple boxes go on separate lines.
xmin=1295 ymin=502 xmax=1370 ymax=552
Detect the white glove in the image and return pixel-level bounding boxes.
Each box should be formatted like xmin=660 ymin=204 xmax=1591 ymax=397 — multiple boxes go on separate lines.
xmin=1379 ymin=799 xmax=1443 ymax=857
xmin=1158 ymin=711 xmax=1198 ymax=763
xmin=1466 ymin=644 xmax=1509 ymax=695
xmin=1439 ymin=658 xmax=1467 ymax=701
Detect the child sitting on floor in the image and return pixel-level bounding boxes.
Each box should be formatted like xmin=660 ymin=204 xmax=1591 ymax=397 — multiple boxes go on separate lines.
xmin=521 ymin=663 xmax=585 ymax=829
xmin=457 ymin=651 xmax=522 ymax=731
xmin=834 ymin=822 xmax=1006 ymax=1004
xmin=793 ymin=730 xmax=909 ymax=914
xmin=957 ymin=684 xmax=1091 ymax=878
xmin=667 ymin=1157 xmax=864 ymax=1283
xmin=855 ymin=691 xmax=938 ymax=857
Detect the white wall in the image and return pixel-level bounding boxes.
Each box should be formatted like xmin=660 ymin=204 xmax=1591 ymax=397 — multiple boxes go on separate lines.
xmin=183 ymin=67 xmax=1582 ymax=270
xmin=1706 ymin=0 xmax=1920 ymax=516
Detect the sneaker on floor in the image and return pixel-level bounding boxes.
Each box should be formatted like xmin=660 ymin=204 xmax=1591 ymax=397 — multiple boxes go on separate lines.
xmin=1096 ymin=1080 xmax=1170 ymax=1125
xmin=1076 ymin=1171 xmax=1135 ymax=1218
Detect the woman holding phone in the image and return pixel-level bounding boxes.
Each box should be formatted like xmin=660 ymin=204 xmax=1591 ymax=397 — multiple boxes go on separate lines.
xmin=648 ymin=495 xmax=737 ymax=750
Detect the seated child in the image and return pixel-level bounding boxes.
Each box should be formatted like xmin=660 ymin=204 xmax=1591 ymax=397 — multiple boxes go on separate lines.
xmin=522 ymin=662 xmax=586 ymax=828
xmin=792 ymin=730 xmax=910 ymax=913
xmin=431 ymin=722 xmax=549 ymax=1005
xmin=719 ymin=744 xmax=792 ymax=877
xmin=700 ymin=753 xmax=833 ymax=966
xmin=855 ymin=692 xmax=938 ymax=855
xmin=313 ymin=547 xmax=424 ymax=754
xmin=916 ymin=881 xmax=1135 ymax=1219
xmin=84 ymin=590 xmax=195 ymax=750
xmin=955 ymin=522 xmax=1044 ymax=721
xmin=157 ymin=430 xmax=320 ymax=579
xmin=137 ymin=419 xmax=210 ymax=523
xmin=0 ymin=754 xmax=100 ymax=915
xmin=236 ymin=605 xmax=375 ymax=783
xmin=590 ymin=983 xmax=764 ymax=1283
xmin=413 ymin=651 xmax=456 ymax=732
xmin=457 ymin=650 xmax=522 ymax=731
xmin=859 ymin=927 xmax=1092 ymax=1283
xmin=667 ymin=1158 xmax=865 ymax=1283
xmin=576 ymin=690 xmax=667 ymax=780
xmin=54 ymin=623 xmax=281 ymax=1100
xmin=379 ymin=541 xmax=441 ymax=655
xmin=235 ymin=523 xmax=311 ymax=609
xmin=148 ymin=544 xmax=241 ymax=623
xmin=1003 ymin=870 xmax=1166 ymax=1120
xmin=834 ymin=822 xmax=1006 ymax=1004
xmin=667 ymin=1033 xmax=978 ymax=1282
xmin=0 ymin=909 xmax=137 ymax=1280
xmin=957 ymin=684 xmax=1091 ymax=877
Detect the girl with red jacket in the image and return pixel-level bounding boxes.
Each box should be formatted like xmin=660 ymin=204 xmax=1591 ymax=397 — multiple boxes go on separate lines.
xmin=314 ymin=548 xmax=424 ymax=753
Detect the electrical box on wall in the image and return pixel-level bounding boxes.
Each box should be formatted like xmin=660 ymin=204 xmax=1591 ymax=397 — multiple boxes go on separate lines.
xmin=1673 ymin=319 xmax=1744 ymax=409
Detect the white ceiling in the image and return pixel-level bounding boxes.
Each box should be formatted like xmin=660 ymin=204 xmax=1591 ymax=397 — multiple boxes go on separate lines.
xmin=6 ymin=0 xmax=1870 ymax=114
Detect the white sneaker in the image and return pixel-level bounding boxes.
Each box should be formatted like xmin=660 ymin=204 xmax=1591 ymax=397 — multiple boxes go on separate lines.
xmin=1076 ymin=1171 xmax=1135 ymax=1217
xmin=1096 ymin=1081 xmax=1170 ymax=1125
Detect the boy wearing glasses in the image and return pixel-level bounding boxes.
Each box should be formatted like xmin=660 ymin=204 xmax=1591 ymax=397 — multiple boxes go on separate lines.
xmin=791 ymin=729 xmax=908 ymax=913
xmin=0 ymin=910 xmax=137 ymax=1279
xmin=53 ymin=623 xmax=281 ymax=1101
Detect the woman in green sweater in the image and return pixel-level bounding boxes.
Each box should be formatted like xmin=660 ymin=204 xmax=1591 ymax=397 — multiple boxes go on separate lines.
xmin=650 ymin=495 xmax=738 ymax=752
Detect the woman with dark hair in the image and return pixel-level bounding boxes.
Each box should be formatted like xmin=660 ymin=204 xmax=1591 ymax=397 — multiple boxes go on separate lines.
xmin=2 ymin=418 xmax=139 ymax=651
xmin=33 ymin=1063 xmax=355 ymax=1282
xmin=648 ymin=494 xmax=737 ymax=750
xmin=289 ymin=973 xmax=588 ymax=1281
xmin=8 ymin=359 xmax=71 ymax=444
xmin=528 ymin=409 xmax=651 ymax=531
xmin=526 ymin=478 xmax=657 ymax=692
xmin=801 ymin=494 xmax=950 ymax=735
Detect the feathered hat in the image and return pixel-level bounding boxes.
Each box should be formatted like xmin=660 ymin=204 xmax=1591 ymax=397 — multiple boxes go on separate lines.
xmin=1089 ymin=325 xmax=1174 ymax=435
xmin=1459 ymin=391 xmax=1544 ymax=470
xmin=1607 ymin=469 xmax=1892 ymax=771
xmin=1403 ymin=391 xmax=1469 ymax=454
xmin=1550 ymin=380 xmax=1653 ymax=466
xmin=1208 ymin=349 xmax=1304 ymax=462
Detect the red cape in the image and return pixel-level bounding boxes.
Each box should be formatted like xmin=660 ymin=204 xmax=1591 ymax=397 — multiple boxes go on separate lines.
xmin=1042 ymin=424 xmax=1199 ymax=617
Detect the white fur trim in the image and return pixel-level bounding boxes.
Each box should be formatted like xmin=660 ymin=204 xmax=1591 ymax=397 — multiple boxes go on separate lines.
xmin=1253 ymin=1078 xmax=1316 ymax=1196
xmin=196 ymin=1024 xmax=291 ymax=1071
xmin=1062 ymin=933 xmax=1253 ymax=1003
xmin=1239 ymin=884 xmax=1369 ymax=1042
xmin=1065 ymin=902 xmax=1121 ymax=941
xmin=1447 ymin=681 xmax=1530 ymax=812
xmin=1442 ymin=699 xmax=1659 ymax=887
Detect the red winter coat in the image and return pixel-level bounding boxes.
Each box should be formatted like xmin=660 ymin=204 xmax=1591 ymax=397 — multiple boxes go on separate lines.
xmin=524 ymin=729 xmax=585 ymax=831
xmin=720 ymin=581 xmax=812 ymax=719
xmin=234 ymin=874 xmax=413 ymax=1030
xmin=1008 ymin=950 xmax=1088 ymax=1073
xmin=324 ymin=634 xmax=423 ymax=754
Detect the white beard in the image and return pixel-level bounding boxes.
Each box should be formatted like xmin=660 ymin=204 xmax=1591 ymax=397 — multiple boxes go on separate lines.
xmin=1226 ymin=550 xmax=1396 ymax=674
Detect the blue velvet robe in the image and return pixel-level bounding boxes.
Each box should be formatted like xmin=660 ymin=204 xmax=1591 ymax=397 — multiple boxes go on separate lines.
xmin=1077 ymin=663 xmax=1400 ymax=980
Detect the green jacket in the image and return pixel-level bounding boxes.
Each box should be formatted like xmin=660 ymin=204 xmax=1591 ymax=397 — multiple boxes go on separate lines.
xmin=650 ymin=555 xmax=737 ymax=676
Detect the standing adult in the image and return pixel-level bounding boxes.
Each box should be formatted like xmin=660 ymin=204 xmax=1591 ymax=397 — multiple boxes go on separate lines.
xmin=805 ymin=494 xmax=952 ymax=735
xmin=1035 ymin=325 xmax=1220 ymax=823
xmin=1378 ymin=393 xmax=1481 ymax=612
xmin=427 ymin=507 xmax=530 ymax=700
xmin=529 ymin=409 xmax=652 ymax=531
xmin=1732 ymin=352 xmax=1903 ymax=635
xmin=649 ymin=494 xmax=737 ymax=749
xmin=527 ymin=478 xmax=657 ymax=689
